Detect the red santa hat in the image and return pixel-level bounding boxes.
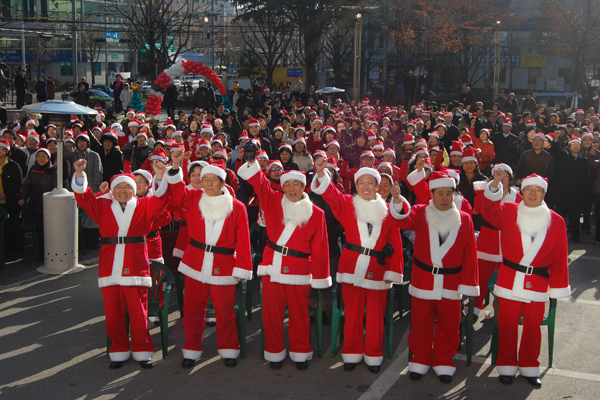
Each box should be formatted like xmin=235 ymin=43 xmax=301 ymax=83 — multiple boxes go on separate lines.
xmin=461 ymin=134 xmax=473 ymax=147
xmin=110 ymin=122 xmax=123 ymax=132
xmin=354 ymin=167 xmax=381 ymax=185
xmin=429 ymin=170 xmax=456 ymax=190
xmin=360 ymin=150 xmax=375 ymax=158
xmin=568 ymin=135 xmax=581 ymax=146
xmin=136 ymin=111 xmax=146 ymax=119
xmin=248 ymin=118 xmax=260 ymax=127
xmin=403 ymin=134 xmax=415 ymax=145
xmin=110 ymin=173 xmax=136 ymax=193
xmin=581 ymin=131 xmax=594 ymax=140
xmin=0 ymin=139 xmax=10 ymax=151
xmin=366 ymin=130 xmax=377 ymax=141
xmin=149 ymin=148 xmax=168 ymax=162
xmin=172 ymin=130 xmax=184 ymax=138
xmin=532 ymin=132 xmax=546 ymax=141
xmin=73 ymin=122 xmax=84 ymax=128
xmin=136 ymin=131 xmax=148 ymax=140
xmin=238 ymin=131 xmax=249 ymax=142
xmin=279 ymin=143 xmax=293 ymax=153
xmin=492 ymin=163 xmax=513 ymax=176
xmin=442 ymin=167 xmax=460 ymax=184
xmin=25 ymin=118 xmax=35 ymax=127
xmin=415 ymin=118 xmax=424 ymax=125
xmin=200 ymin=163 xmax=227 ymax=181
xmin=164 ymin=139 xmax=175 ymax=147
xmin=256 ymin=150 xmax=269 ymax=161
xmin=326 ymin=157 xmax=339 ymax=170
xmin=164 ymin=119 xmax=176 ymax=130
xmin=267 ymin=160 xmax=283 ymax=171
xmin=294 ymin=137 xmax=306 ymax=146
xmin=322 ymin=126 xmax=336 ymax=135
xmin=280 ymin=170 xmax=306 ymax=186
xmin=429 ymin=131 xmax=440 ymax=139
xmin=126 ymin=109 xmax=135 ymax=116
xmin=272 ymin=126 xmax=284 ymax=134
xmin=128 ymin=120 xmax=140 ymax=128
xmin=526 ymin=119 xmax=537 ymax=127
xmin=383 ymin=148 xmax=396 ymax=158
xmin=372 ymin=140 xmax=384 ymax=150
xmin=575 ymin=109 xmax=585 ymax=115
xmin=325 ymin=140 xmax=340 ymax=149
xmin=211 ymin=138 xmax=223 ymax=148
xmin=313 ymin=150 xmax=327 ymax=159
xmin=200 ymin=125 xmax=214 ymax=136
xmin=188 ymin=160 xmax=209 ymax=173
xmin=171 ymin=143 xmax=185 ymax=151
xmin=407 ymin=120 xmax=417 ymax=129
xmin=196 ymin=138 xmax=211 ymax=150
xmin=450 ymin=140 xmax=463 ymax=156
xmin=94 ymin=103 xmax=102 ymax=110
xmin=503 ymin=118 xmax=513 ymax=127
xmin=45 ymin=124 xmax=56 ymax=131
xmin=415 ymin=147 xmax=429 ymax=157
xmin=295 ymin=126 xmax=306 ymax=134
xmin=27 ymin=132 xmax=40 ymax=143
xmin=521 ymin=173 xmax=548 ymax=192
xmin=462 ymin=145 xmax=478 ymax=163
xmin=213 ymin=149 xmax=227 ymax=159
xmin=377 ymin=162 xmax=393 ymax=172
xmin=545 ymin=132 xmax=555 ymax=142
xmin=70 ymin=115 xmax=79 ymax=123
xmin=132 ymin=169 xmax=153 ymax=184
xmin=415 ymin=138 xmax=427 ymax=148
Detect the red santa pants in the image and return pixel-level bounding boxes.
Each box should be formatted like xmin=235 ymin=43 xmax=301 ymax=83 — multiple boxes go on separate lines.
xmin=341 ymin=283 xmax=388 ymax=366
xmin=474 ymin=260 xmax=500 ymax=315
xmin=496 ymin=297 xmax=545 ymax=377
xmin=262 ymin=275 xmax=312 ymax=363
xmin=101 ymin=285 xmax=154 ymax=362
xmin=182 ymin=277 xmax=239 ymax=360
xmin=173 ymin=225 xmax=189 ymax=259
xmin=408 ymin=296 xmax=461 ymax=376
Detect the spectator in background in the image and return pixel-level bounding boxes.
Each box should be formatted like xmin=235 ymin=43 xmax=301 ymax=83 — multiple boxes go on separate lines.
xmin=119 ymin=83 xmax=133 ymax=111
xmin=415 ymin=84 xmax=429 ymax=103
xmin=513 ymin=132 xmax=555 ymax=185
xmin=403 ymin=70 xmax=417 ymax=108
xmin=194 ymin=80 xmax=216 ymax=111
xmin=565 ymin=90 xmax=581 ymax=110
xmin=164 ymin=82 xmax=178 ymax=120
xmin=371 ymin=81 xmax=384 ymax=103
xmin=521 ymin=91 xmax=537 ymax=112
xmin=419 ymin=68 xmax=433 ymax=91
xmin=14 ymin=67 xmax=28 ymax=109
xmin=34 ymin=75 xmax=47 ymax=103
xmin=46 ymin=77 xmax=55 ymax=100
xmin=291 ymin=76 xmax=304 ymax=91
xmin=505 ymin=92 xmax=519 ymax=116
xmin=0 ymin=101 xmax=7 ymax=127
xmin=495 ymin=90 xmax=507 ymax=112
xmin=0 ymin=139 xmax=23 ymax=260
xmin=459 ymin=83 xmax=474 ymax=109
xmin=71 ymin=85 xmax=90 ymax=107
xmin=384 ymin=78 xmax=397 ymax=106
xmin=112 ymin=74 xmax=124 ymax=114
xmin=78 ymin=76 xmax=89 ymax=92
xmin=2 ymin=129 xmax=27 ymax=174
xmin=491 ymin=119 xmax=519 ymax=168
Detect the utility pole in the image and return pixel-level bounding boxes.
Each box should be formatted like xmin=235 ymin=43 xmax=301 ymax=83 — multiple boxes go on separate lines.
xmin=210 ymin=0 xmax=215 ymax=70
xmin=353 ymin=13 xmax=362 ymax=102
xmin=104 ymin=3 xmax=109 ymax=83
xmin=72 ymin=0 xmax=78 ymax=90
xmin=21 ymin=20 xmax=26 ymax=72
xmin=493 ymin=21 xmax=501 ymax=103
xmin=80 ymin=0 xmax=84 ymax=81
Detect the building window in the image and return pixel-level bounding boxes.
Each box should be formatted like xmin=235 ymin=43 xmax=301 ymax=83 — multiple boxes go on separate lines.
xmin=93 ymin=63 xmax=101 ymax=76
xmin=558 ymin=68 xmax=572 ymax=85
xmin=60 ymin=62 xmax=72 ymax=76
xmin=488 ymin=66 xmax=507 ymax=83
xmin=528 ymin=67 xmax=542 ymax=84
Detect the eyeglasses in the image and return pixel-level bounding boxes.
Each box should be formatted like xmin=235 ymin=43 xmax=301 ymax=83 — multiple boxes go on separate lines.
xmin=202 ymin=177 xmax=221 ymax=184
xmin=270 ymin=167 xmax=283 ymax=172
xmin=522 ymin=187 xmax=544 ymax=194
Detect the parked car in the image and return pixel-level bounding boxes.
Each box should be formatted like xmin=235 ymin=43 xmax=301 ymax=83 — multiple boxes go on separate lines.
xmin=532 ymin=92 xmax=569 ymax=108
xmin=91 ymin=84 xmax=113 ymax=96
xmin=87 ymin=89 xmax=113 ymax=109
xmin=139 ymin=81 xmax=152 ymax=95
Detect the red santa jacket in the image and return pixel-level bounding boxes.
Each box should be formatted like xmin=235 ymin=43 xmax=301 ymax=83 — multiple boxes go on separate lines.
xmin=311 ymin=172 xmax=404 ymax=290
xmin=480 ymin=182 xmax=571 ymax=303
xmin=473 ymin=181 xmax=521 ymax=262
xmin=407 ymin=168 xmax=472 ymax=214
xmin=391 ymin=198 xmax=480 ymax=300
xmin=72 ymin=173 xmax=170 ymax=288
xmin=166 ymin=169 xmax=253 ymax=285
xmin=238 ymin=160 xmax=331 ymax=289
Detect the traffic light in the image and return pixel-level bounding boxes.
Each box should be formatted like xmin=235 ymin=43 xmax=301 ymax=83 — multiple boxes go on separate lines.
xmin=93 ymin=38 xmax=106 ymax=43
xmin=119 ymin=39 xmax=131 ymax=43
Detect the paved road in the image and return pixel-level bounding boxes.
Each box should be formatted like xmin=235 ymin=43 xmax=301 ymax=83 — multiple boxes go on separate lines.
xmin=1 ymin=237 xmax=599 ymax=399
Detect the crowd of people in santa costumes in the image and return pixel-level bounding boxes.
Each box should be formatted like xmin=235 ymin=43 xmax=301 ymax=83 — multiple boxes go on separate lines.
xmin=71 ymin=158 xmax=171 ymax=370
xmin=480 ymin=172 xmax=571 ymax=387
xmin=389 ymin=170 xmax=479 ymax=384
xmin=237 ymin=141 xmax=331 ymax=371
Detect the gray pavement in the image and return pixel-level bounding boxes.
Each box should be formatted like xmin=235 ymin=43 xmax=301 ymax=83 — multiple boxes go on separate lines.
xmin=1 ymin=239 xmax=600 ymax=399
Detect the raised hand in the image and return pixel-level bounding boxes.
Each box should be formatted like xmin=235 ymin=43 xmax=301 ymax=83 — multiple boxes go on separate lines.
xmin=152 ymin=160 xmax=166 ymax=180
xmin=99 ymin=181 xmax=109 ymax=193
xmin=314 ymin=156 xmax=327 ymax=178
xmin=183 ymin=150 xmax=192 ymax=160
xmin=391 ymin=181 xmax=403 ymax=203
xmin=171 ymin=149 xmax=183 ymax=169
xmin=74 ymin=159 xmax=87 ymax=177
xmin=243 ymin=139 xmax=258 ymax=162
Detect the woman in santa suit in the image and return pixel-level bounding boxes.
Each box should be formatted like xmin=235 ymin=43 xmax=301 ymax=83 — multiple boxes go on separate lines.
xmin=71 ymin=158 xmax=171 ymax=370
xmin=164 ymin=149 xmax=253 ymax=369
xmin=480 ymin=173 xmax=570 ymax=387
xmin=389 ymin=171 xmax=479 ymax=384
xmin=237 ymin=142 xmax=331 ymax=371
xmin=472 ymin=163 xmax=521 ymax=318
xmin=311 ymin=159 xmax=404 ymax=373
xmin=407 ymin=157 xmax=472 ymax=214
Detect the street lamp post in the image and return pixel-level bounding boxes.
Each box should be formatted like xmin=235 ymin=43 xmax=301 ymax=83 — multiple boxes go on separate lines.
xmin=493 ymin=20 xmax=501 ymax=102
xmin=72 ymin=0 xmax=78 ymax=91
xmin=353 ymin=13 xmax=362 ymax=102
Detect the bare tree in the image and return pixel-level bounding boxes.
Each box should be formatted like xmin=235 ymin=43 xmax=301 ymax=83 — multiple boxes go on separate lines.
xmin=106 ymin=0 xmax=202 ymax=80
xmin=26 ymin=29 xmax=57 ymax=77
xmin=80 ymin=28 xmax=103 ymax=84
xmin=322 ymin=20 xmax=354 ymax=88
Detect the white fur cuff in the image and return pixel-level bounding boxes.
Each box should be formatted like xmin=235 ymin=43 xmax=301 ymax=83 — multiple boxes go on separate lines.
xmin=407 ymin=169 xmax=426 ymax=187
xmin=310 ymin=172 xmax=330 ymax=195
xmin=484 ymin=182 xmax=503 ymax=201
xmin=153 ymin=175 xmax=169 ymax=197
xmin=390 ymin=196 xmax=411 ymax=220
xmin=458 ymin=284 xmax=480 ymax=297
xmin=237 ymin=161 xmax=260 ymax=181
xmin=473 ymin=181 xmax=487 ymax=191
xmin=232 ymin=267 xmax=253 ymax=281
xmin=311 ymin=276 xmax=332 ymax=289
xmin=166 ymin=166 xmax=184 ymax=184
xmin=71 ymin=173 xmax=88 ymax=194
xmin=383 ymin=270 xmax=403 ymax=285
xmin=549 ymin=286 xmax=571 ymax=299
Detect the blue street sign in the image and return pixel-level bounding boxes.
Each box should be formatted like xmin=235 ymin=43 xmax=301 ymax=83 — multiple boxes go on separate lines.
xmin=105 ymin=30 xmax=120 ymax=39
xmin=231 ymin=66 xmax=237 ymax=75
xmin=287 ymin=68 xmax=303 ymax=78
xmin=105 ymin=29 xmax=111 ymax=38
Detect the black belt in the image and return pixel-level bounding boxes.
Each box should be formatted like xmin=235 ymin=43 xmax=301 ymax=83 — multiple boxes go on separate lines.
xmin=481 ymin=219 xmax=499 ymax=231
xmin=414 ymin=257 xmax=463 ymax=275
xmin=180 ymin=221 xmax=188 ymax=227
xmin=101 ymin=236 xmax=146 ymax=245
xmin=147 ymin=231 xmax=159 ymax=239
xmin=267 ymin=240 xmax=310 ymax=258
xmin=190 ymin=238 xmax=235 ymax=255
xmin=503 ymin=258 xmax=550 ymax=279
xmin=345 ymin=242 xmax=384 ymax=258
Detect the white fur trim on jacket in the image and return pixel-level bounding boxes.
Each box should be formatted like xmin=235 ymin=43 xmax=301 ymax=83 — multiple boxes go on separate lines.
xmin=383 ymin=271 xmax=404 ymax=285
xmin=71 ymin=172 xmax=88 ymax=194
xmin=178 ymin=262 xmax=239 ymax=286
xmin=264 ymin=349 xmax=286 ymax=363
xmin=337 ymin=273 xmax=393 ymax=290
xmin=232 ymin=267 xmax=253 ymax=281
xmin=473 ymin=181 xmax=487 ymax=191
xmin=152 ymin=174 xmax=169 ymax=198
xmin=549 ymin=286 xmax=571 ymax=299
xmin=458 ymin=284 xmax=480 ymax=297
xmin=311 ymin=276 xmax=332 ymax=289
xmin=390 ymin=196 xmax=411 ymax=220
xmin=477 ymin=250 xmax=502 ymax=263
xmin=237 ymin=160 xmax=260 ymax=181
xmin=310 ymin=170 xmax=331 ymax=195
xmin=484 ymin=182 xmax=503 ymax=201
xmin=281 ymin=194 xmax=313 ymax=227
xmin=166 ymin=166 xmax=184 ymax=184
xmin=407 ymin=168 xmax=426 ymax=187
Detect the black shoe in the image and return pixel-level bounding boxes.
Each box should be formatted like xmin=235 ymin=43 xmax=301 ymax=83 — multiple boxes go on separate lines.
xmin=439 ymin=375 xmax=452 ymax=384
xmin=270 ymin=361 xmax=282 ymax=370
xmin=322 ymin=312 xmax=331 ymax=326
xmin=499 ymin=375 xmax=513 ymax=385
xmin=296 ymin=361 xmax=308 ymax=370
xmin=140 ymin=361 xmax=152 ymax=369
xmin=525 ymin=376 xmax=542 ymax=387
xmin=109 ymin=361 xmax=124 ymax=369
xmin=368 ymin=365 xmax=381 ymax=373
xmin=224 ymin=358 xmax=237 ymax=367
xmin=206 ymin=321 xmax=216 ymax=327
xmin=409 ymin=372 xmax=422 ymax=381
xmin=181 ymin=358 xmax=195 ymax=368
xmin=343 ymin=363 xmax=356 ymax=371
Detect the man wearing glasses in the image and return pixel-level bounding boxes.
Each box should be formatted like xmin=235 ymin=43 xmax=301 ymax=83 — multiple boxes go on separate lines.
xmin=481 ymin=172 xmax=570 ymax=388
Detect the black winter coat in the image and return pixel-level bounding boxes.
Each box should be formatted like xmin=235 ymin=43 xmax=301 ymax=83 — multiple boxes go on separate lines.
xmin=20 ymin=163 xmax=56 ymax=213
xmin=1 ymin=158 xmax=23 ymax=207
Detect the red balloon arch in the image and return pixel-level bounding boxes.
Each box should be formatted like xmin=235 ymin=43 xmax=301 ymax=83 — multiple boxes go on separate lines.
xmin=145 ymin=60 xmax=231 ymax=117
